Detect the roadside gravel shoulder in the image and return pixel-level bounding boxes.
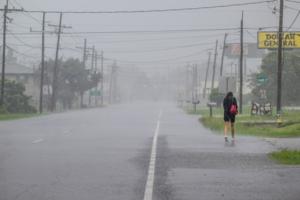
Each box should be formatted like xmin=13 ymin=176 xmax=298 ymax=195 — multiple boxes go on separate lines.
xmin=263 ymin=137 xmax=300 ymax=150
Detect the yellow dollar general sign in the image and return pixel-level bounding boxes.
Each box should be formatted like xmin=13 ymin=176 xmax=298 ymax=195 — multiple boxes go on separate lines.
xmin=258 ymin=32 xmax=300 ymax=49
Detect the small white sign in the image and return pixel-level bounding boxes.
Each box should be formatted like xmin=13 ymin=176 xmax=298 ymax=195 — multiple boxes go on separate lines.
xmin=43 ymin=85 xmax=52 ymax=95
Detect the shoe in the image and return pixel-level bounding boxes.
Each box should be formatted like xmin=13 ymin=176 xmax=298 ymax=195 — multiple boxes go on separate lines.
xmin=224 ymin=137 xmax=229 ymax=142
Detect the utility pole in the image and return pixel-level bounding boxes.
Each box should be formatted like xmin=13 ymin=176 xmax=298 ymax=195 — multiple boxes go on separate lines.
xmin=277 ymin=0 xmax=284 ymax=114
xmin=77 ymin=41 xmax=96 ymax=108
xmin=89 ymin=46 xmax=95 ymax=106
xmin=239 ymin=11 xmax=244 ymax=114
xmin=91 ymin=46 xmax=95 ymax=72
xmin=220 ymin=33 xmax=228 ymax=77
xmin=94 ymin=50 xmax=98 ymax=106
xmin=77 ymin=40 xmax=94 ymax=69
xmin=185 ymin=64 xmax=190 ymax=104
xmin=235 ymin=63 xmax=238 ymax=78
xmin=109 ymin=62 xmax=117 ymax=104
xmin=109 ymin=64 xmax=113 ymax=104
xmin=83 ymin=39 xmax=87 ymax=68
xmin=211 ymin=40 xmax=218 ymax=92
xmin=30 ymin=14 xmax=54 ymax=112
xmin=1 ymin=1 xmax=22 ymax=106
xmin=50 ymin=12 xmax=63 ymax=112
xmin=113 ymin=63 xmax=118 ymax=104
xmin=49 ymin=13 xmax=71 ymax=111
xmin=192 ymin=64 xmax=198 ymax=112
xmin=244 ymin=56 xmax=247 ymax=78
xmin=203 ymin=52 xmax=211 ymax=98
xmin=39 ymin=12 xmax=46 ymax=113
xmin=100 ymin=51 xmax=104 ymax=106
xmin=1 ymin=2 xmax=8 ymax=106
xmin=77 ymin=40 xmax=95 ymax=69
xmin=76 ymin=38 xmax=87 ymax=108
xmin=197 ymin=64 xmax=202 ymax=99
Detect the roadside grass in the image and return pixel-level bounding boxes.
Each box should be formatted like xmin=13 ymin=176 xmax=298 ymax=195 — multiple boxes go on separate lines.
xmin=186 ymin=105 xmax=252 ymax=116
xmin=200 ymin=116 xmax=300 ymax=138
xmin=269 ymin=150 xmax=300 ymax=165
xmin=187 ymin=107 xmax=223 ymax=116
xmin=0 ymin=113 xmax=40 ymax=121
xmin=191 ymin=106 xmax=300 ymax=138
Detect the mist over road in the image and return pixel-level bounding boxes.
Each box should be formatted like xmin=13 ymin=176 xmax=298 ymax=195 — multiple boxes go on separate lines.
xmin=0 ymin=102 xmax=299 ymax=200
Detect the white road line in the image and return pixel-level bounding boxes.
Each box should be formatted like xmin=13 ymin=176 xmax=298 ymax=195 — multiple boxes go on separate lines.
xmin=63 ymin=129 xmax=73 ymax=136
xmin=158 ymin=110 xmax=162 ymax=120
xmin=32 ymin=138 xmax=44 ymax=144
xmin=143 ymin=110 xmax=163 ymax=200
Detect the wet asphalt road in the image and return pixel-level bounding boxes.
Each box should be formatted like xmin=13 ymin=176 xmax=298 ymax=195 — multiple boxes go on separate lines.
xmin=0 ymin=102 xmax=300 ymax=200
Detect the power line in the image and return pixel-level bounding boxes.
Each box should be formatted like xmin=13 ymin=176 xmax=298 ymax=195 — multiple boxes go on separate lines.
xmin=246 ymin=30 xmax=258 ymax=41
xmin=287 ymin=10 xmax=300 ymax=30
xmin=285 ymin=5 xmax=300 ymax=11
xmin=10 ymin=39 xmax=209 ymax=56
xmin=61 ymin=32 xmax=233 ymax=44
xmin=104 ymin=41 xmax=215 ymax=54
xmin=3 ymin=31 xmax=241 ymax=42
xmin=6 ymin=39 xmax=205 ymax=66
xmin=2 ymin=29 xmax=236 ymax=36
xmin=9 ymin=21 xmax=30 ymax=30
xmin=287 ymin=0 xmax=300 ymax=3
xmin=104 ymin=48 xmax=211 ymax=64
xmin=13 ymin=0 xmax=275 ymax=14
xmin=6 ymin=45 xmax=39 ymax=59
xmin=1 ymin=26 xmax=279 ymax=36
xmin=6 ymin=30 xmax=37 ymax=48
xmin=9 ymin=0 xmax=43 ymax=25
xmin=6 ymin=39 xmax=212 ymax=55
xmin=54 ymin=28 xmax=241 ymax=35
xmin=6 ymin=42 xmax=82 ymax=53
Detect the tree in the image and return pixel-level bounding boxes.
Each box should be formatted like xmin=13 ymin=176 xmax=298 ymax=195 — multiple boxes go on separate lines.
xmin=250 ymin=50 xmax=300 ymax=106
xmin=1 ymin=79 xmax=37 ymax=113
xmin=43 ymin=58 xmax=101 ymax=109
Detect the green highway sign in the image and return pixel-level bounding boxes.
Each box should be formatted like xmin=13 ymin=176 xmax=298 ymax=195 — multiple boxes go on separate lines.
xmin=256 ymin=74 xmax=268 ymax=84
xmin=89 ymin=90 xmax=101 ymax=96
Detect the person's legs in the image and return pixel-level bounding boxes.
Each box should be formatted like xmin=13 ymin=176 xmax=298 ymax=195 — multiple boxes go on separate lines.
xmin=224 ymin=122 xmax=230 ymax=141
xmin=230 ymin=115 xmax=236 ymax=140
xmin=231 ymin=122 xmax=235 ymax=140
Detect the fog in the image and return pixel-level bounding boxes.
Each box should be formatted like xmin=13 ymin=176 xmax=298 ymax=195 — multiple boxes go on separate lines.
xmin=3 ymin=0 xmax=299 ymax=104
xmin=1 ymin=1 xmax=300 ymax=200
xmin=3 ymin=0 xmax=284 ymax=69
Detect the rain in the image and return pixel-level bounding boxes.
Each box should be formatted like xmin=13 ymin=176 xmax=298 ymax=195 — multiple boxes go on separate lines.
xmin=0 ymin=0 xmax=300 ymax=199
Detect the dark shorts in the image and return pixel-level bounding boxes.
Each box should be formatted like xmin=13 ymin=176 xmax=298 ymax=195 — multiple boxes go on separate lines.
xmin=224 ymin=112 xmax=235 ymax=123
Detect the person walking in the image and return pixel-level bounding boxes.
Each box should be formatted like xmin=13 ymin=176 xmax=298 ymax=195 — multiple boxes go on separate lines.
xmin=223 ymin=91 xmax=238 ymax=142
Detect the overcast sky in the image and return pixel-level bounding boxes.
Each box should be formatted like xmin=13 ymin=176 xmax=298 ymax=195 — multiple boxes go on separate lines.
xmin=2 ymin=0 xmax=300 ymax=74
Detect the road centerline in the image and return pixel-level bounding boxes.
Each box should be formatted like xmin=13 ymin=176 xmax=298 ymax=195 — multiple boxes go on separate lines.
xmin=143 ymin=110 xmax=162 ymax=200
xmin=32 ymin=138 xmax=44 ymax=144
xmin=63 ymin=129 xmax=73 ymax=136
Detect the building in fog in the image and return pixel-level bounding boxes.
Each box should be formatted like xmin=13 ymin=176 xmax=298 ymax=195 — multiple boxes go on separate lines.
xmin=0 ymin=62 xmax=39 ymax=107
xmin=0 ymin=48 xmax=39 ymax=107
